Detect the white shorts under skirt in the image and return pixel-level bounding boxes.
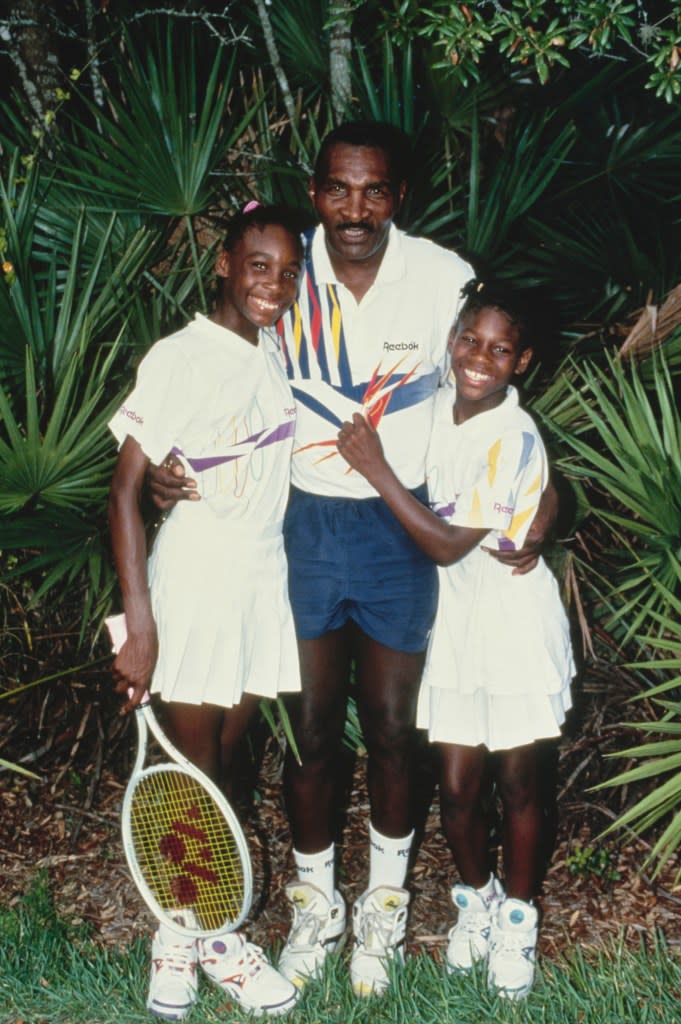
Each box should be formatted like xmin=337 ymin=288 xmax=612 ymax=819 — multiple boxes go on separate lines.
xmin=417 ymin=684 xmax=573 ymax=752
xmin=147 ymin=510 xmax=300 ymax=708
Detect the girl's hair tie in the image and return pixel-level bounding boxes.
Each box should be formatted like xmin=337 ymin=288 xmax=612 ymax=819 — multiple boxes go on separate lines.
xmin=243 ymin=200 xmax=261 ymax=213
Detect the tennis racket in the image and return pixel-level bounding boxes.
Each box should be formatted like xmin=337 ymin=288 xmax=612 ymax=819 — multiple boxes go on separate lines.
xmin=106 ymin=613 xmax=253 ymax=938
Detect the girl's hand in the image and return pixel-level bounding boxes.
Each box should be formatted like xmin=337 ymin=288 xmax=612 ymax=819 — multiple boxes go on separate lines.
xmin=337 ymin=413 xmax=386 ymax=480
xmin=111 ymin=630 xmax=158 ymax=713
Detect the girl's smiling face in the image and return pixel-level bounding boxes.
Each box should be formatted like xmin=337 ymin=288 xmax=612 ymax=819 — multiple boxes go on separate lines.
xmin=215 ymin=224 xmax=303 ymax=344
xmin=449 ymin=306 xmax=533 ymax=423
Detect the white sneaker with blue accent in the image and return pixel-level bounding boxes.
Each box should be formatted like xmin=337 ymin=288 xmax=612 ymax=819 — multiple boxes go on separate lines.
xmin=147 ymin=922 xmax=198 ymax=1020
xmin=446 ymin=876 xmax=505 ymax=972
xmin=487 ymin=897 xmax=538 ymax=1000
xmin=278 ymin=882 xmax=347 ymax=987
xmin=350 ymin=886 xmax=410 ymax=997
xmin=199 ymin=932 xmax=298 ymax=1016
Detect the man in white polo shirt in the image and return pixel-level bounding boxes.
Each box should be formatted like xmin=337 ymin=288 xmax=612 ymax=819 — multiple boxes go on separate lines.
xmin=275 ymin=124 xmax=472 ymax=998
xmin=147 ymin=121 xmax=554 ymax=999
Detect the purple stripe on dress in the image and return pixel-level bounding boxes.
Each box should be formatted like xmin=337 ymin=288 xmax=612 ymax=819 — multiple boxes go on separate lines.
xmin=497 ymin=536 xmax=517 ymax=551
xmin=171 ymin=446 xmax=242 ymax=471
xmin=171 ymin=419 xmax=295 ymax=472
xmin=254 ymin=420 xmax=295 ymax=448
xmin=430 ymin=501 xmax=456 ymax=518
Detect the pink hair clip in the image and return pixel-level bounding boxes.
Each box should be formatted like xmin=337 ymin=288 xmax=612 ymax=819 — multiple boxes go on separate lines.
xmin=243 ymin=200 xmax=261 ymax=213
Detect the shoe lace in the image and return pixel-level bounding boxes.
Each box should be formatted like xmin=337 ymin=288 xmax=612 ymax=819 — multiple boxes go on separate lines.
xmin=455 ymin=910 xmax=491 ymax=937
xmin=360 ymin=908 xmax=405 ymax=952
xmin=492 ymin=929 xmax=533 ymax=958
xmin=239 ymin=941 xmax=270 ymax=978
xmin=156 ymin=948 xmax=195 ymax=975
xmin=289 ymin=906 xmax=325 ymax=948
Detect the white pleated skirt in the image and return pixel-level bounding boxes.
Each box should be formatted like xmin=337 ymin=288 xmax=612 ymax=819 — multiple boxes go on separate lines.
xmin=147 ymin=507 xmax=300 ymax=708
xmin=417 ymin=684 xmax=573 ymax=752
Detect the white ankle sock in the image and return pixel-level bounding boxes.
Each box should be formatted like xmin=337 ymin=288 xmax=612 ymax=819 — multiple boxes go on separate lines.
xmin=368 ymin=823 xmax=414 ymax=890
xmin=293 ymin=843 xmax=335 ymax=903
xmin=476 ymin=873 xmax=497 ymax=905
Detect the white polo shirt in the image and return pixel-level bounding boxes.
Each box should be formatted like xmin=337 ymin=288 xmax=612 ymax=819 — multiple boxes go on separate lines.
xmin=276 ymin=224 xmax=474 ymax=498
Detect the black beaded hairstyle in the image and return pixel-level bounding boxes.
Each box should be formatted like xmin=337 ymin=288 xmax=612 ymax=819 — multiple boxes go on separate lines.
xmin=221 ymin=204 xmax=305 ymax=257
xmin=313 ymin=120 xmax=413 ymax=192
xmin=456 ymin=279 xmax=549 ymax=357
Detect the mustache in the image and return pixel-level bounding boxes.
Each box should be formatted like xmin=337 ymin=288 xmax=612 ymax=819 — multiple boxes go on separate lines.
xmin=336 ymin=221 xmax=374 ymax=233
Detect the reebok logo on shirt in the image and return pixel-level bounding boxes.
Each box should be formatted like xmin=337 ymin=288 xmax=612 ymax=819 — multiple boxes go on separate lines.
xmin=119 ymin=405 xmax=143 ymax=424
xmin=383 ymin=341 xmax=419 ymax=352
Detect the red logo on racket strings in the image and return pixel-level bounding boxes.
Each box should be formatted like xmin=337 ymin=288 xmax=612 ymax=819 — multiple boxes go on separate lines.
xmin=158 ymin=801 xmax=219 ymax=905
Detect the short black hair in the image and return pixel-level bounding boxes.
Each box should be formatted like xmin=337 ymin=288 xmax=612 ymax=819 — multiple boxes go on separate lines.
xmin=457 ymin=279 xmax=551 ymax=357
xmin=314 ymin=121 xmax=413 ymax=190
xmin=222 ymin=204 xmax=305 ymax=257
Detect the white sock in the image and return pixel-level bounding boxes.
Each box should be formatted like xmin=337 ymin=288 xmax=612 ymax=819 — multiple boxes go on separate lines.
xmin=476 ymin=873 xmax=497 ymax=905
xmin=293 ymin=843 xmax=335 ymax=903
xmin=368 ymin=823 xmax=414 ymax=891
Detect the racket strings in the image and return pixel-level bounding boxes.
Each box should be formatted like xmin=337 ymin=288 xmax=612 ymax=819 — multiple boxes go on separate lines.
xmin=130 ymin=768 xmax=246 ymax=932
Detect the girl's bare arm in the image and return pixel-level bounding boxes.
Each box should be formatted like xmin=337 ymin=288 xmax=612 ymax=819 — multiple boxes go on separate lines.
xmin=108 ymin=436 xmax=159 ymax=711
xmin=337 ymin=414 xmax=488 ymax=565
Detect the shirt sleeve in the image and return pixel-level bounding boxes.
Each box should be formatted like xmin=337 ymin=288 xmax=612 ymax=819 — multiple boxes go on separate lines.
xmin=108 ymin=339 xmax=196 ymax=465
xmin=447 ymin=429 xmax=547 ymax=550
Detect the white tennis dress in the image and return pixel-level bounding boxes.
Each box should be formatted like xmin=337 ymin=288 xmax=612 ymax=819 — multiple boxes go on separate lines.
xmin=109 ymin=314 xmax=301 ymax=707
xmin=417 ymin=384 xmax=575 ymax=751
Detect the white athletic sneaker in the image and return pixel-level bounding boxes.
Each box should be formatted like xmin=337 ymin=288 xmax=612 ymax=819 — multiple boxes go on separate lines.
xmin=278 ymin=882 xmax=347 ymax=987
xmin=446 ymin=876 xmax=505 ymax=972
xmin=199 ymin=932 xmax=298 ymax=1016
xmin=350 ymin=886 xmax=410 ymax=997
xmin=487 ymin=897 xmax=539 ymax=1000
xmin=147 ymin=922 xmax=198 ymax=1020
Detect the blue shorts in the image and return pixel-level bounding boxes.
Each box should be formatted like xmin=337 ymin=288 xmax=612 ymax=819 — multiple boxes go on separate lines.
xmin=283 ymin=485 xmax=438 ymax=653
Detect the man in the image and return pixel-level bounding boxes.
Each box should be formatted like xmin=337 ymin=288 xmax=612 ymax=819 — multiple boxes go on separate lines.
xmin=148 ymin=121 xmax=554 ymax=997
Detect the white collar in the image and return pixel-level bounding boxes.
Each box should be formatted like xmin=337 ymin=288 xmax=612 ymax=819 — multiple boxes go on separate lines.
xmin=309 ymin=223 xmax=407 ymax=288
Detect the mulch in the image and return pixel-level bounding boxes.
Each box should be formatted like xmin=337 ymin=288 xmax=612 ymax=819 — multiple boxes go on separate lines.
xmin=2 ymin=660 xmax=680 ymax=962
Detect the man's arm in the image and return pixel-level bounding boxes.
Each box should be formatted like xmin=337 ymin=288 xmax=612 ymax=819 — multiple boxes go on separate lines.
xmin=337 ymin=414 xmax=488 ymax=565
xmin=108 ymin=437 xmax=160 ymax=711
xmin=145 ymin=454 xmax=200 ymax=511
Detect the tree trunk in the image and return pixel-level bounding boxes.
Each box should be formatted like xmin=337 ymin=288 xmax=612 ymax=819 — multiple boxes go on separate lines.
xmin=0 ymin=0 xmax=61 ymax=130
xmin=328 ymin=1 xmax=353 ymax=122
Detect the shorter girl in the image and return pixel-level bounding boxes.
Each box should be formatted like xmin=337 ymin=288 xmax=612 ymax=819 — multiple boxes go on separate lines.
xmin=108 ymin=204 xmax=304 ymax=1020
xmin=336 ymin=280 xmax=574 ymax=1001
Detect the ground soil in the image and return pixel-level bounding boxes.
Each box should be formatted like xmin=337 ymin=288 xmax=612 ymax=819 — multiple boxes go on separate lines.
xmin=1 ymin=658 xmax=680 ymax=963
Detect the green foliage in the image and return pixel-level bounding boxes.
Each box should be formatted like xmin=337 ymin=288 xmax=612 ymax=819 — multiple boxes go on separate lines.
xmin=566 ymin=843 xmax=621 ymax=882
xmin=374 ymin=1 xmax=681 ymax=101
xmin=546 ymin=349 xmax=681 ymax=643
xmin=59 ymin=23 xmax=259 ymax=219
xmin=1 ymin=877 xmax=681 ymax=1022
xmin=464 ymin=109 xmax=576 ymax=268
xmin=593 ymin=575 xmax=681 ymax=882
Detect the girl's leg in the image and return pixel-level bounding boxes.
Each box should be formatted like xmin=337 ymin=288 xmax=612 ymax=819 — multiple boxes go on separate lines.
xmin=495 ymin=743 xmax=542 ymax=901
xmin=439 ymin=743 xmax=490 ymax=888
xmin=162 ymin=695 xmax=261 ymax=794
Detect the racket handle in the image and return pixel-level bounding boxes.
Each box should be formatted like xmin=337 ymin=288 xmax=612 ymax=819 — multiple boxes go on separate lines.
xmin=105 ymin=613 xmax=151 ymax=706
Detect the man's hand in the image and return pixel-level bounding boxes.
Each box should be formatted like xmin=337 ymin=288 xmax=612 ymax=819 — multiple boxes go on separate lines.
xmin=146 ymin=454 xmax=199 ymax=511
xmin=337 ymin=413 xmax=386 ymax=479
xmin=484 ymin=480 xmax=559 ymax=576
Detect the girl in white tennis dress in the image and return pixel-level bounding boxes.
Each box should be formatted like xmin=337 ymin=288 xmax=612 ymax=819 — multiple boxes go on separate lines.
xmin=336 ymin=280 xmax=574 ymax=1002
xmin=108 ymin=205 xmax=304 ymax=1021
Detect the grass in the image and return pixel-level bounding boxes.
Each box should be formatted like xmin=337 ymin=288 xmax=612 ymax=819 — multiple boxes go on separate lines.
xmin=1 ymin=878 xmax=680 ymax=1023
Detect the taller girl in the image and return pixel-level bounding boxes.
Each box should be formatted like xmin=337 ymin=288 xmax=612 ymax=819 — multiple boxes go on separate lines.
xmin=108 ymin=205 xmax=304 ymax=1020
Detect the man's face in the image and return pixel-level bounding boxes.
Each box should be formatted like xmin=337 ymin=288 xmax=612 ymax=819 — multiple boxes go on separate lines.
xmin=309 ymin=143 xmax=406 ymax=266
